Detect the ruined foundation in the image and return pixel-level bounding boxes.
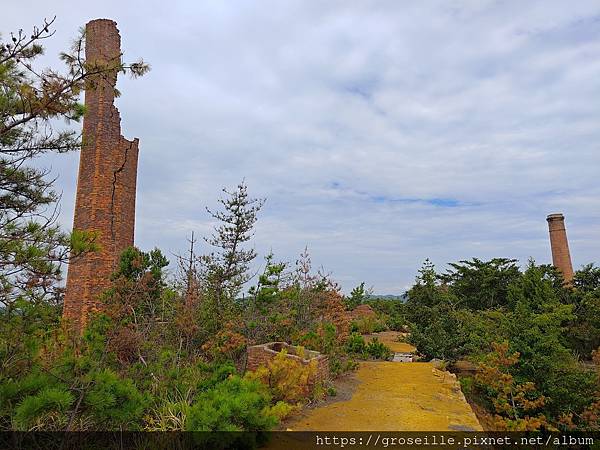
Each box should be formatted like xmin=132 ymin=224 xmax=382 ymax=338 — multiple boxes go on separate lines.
xmin=63 ymin=19 xmax=139 ymax=332
xmin=247 ymin=342 xmax=329 ymax=385
xmin=547 ymin=213 xmax=574 ymax=284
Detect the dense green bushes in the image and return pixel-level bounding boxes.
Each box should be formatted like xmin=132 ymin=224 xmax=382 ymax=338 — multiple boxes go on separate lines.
xmin=84 ymin=370 xmax=148 ymax=429
xmin=13 ymin=387 xmax=74 ymax=431
xmin=186 ymin=376 xmax=276 ymax=431
xmin=0 ymin=240 xmax=357 ymax=431
xmin=345 ymin=333 xmax=393 ymax=360
xmin=0 ymin=172 xmax=403 ymax=432
xmin=405 ymin=258 xmax=600 ymax=431
xmin=365 ymin=299 xmax=406 ymax=331
xmin=5 ymin=243 xmax=599 ymax=432
xmin=350 ymin=316 xmax=388 ymax=335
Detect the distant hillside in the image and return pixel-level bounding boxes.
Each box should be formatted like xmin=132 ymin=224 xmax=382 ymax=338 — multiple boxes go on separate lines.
xmin=366 ymin=294 xmax=407 ymax=302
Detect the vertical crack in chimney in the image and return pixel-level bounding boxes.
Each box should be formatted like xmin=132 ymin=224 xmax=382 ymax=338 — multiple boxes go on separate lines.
xmin=63 ymin=19 xmax=140 ymax=333
xmin=110 ymin=140 xmax=132 ymax=241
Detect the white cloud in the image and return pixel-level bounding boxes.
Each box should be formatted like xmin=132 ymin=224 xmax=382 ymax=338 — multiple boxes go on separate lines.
xmin=4 ymin=0 xmax=600 ymax=293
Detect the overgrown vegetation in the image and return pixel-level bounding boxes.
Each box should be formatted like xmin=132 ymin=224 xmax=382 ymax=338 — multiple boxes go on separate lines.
xmin=0 ymin=180 xmax=364 ymax=432
xmin=345 ymin=333 xmax=393 ymax=360
xmin=3 ymin=18 xmax=599 ymax=437
xmin=405 ymin=257 xmax=600 ymax=431
xmin=0 ymin=19 xmax=371 ymax=435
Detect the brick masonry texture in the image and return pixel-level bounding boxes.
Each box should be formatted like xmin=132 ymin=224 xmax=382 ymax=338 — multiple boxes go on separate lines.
xmin=347 ymin=304 xmax=376 ymax=321
xmin=63 ymin=19 xmax=139 ymax=332
xmin=247 ymin=342 xmax=329 ymax=386
xmin=547 ymin=213 xmax=574 ymax=283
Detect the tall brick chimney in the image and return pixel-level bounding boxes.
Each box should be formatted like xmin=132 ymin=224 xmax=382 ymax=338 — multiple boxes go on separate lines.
xmin=63 ymin=19 xmax=139 ymax=332
xmin=546 ymin=213 xmax=574 ymax=284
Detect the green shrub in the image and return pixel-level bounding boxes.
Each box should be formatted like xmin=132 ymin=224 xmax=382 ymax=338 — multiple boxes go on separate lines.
xmin=459 ymin=376 xmax=474 ymax=395
xmin=328 ymin=355 xmax=342 ymax=377
xmin=197 ymin=362 xmax=237 ymax=391
xmin=363 ymin=338 xmax=393 ymax=360
xmin=295 ymin=330 xmax=323 ymax=353
xmin=352 ymin=317 xmax=376 ymax=334
xmin=13 ymin=387 xmax=74 ymax=430
xmin=373 ymin=321 xmax=387 ymax=333
xmin=345 ymin=333 xmax=366 ymax=354
xmin=186 ymin=375 xmax=277 ymax=431
xmin=385 ymin=315 xmax=405 ymax=332
xmin=84 ymin=369 xmax=148 ymax=429
xmin=294 ymin=323 xmax=339 ymax=355
xmin=0 ymin=372 xmax=66 ymax=430
xmin=328 ymin=354 xmax=359 ymax=377
xmin=351 ymin=316 xmax=388 ymax=334
xmin=0 ymin=372 xmax=55 ymax=410
xmin=345 ymin=334 xmax=392 ymax=360
xmin=267 ymin=401 xmax=297 ymax=421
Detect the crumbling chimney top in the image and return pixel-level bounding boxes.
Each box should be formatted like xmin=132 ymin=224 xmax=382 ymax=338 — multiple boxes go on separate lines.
xmin=63 ymin=19 xmax=140 ymax=333
xmin=87 ymin=18 xmax=117 ymax=25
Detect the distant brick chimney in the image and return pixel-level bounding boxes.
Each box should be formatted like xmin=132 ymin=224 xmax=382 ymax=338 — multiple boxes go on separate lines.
xmin=63 ymin=19 xmax=140 ymax=332
xmin=546 ymin=213 xmax=574 ymax=284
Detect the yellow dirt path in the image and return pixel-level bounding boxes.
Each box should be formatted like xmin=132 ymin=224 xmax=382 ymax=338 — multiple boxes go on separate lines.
xmin=287 ymin=332 xmax=481 ymax=431
xmin=365 ymin=331 xmax=416 ymax=353
xmin=289 ymin=362 xmax=481 ymax=431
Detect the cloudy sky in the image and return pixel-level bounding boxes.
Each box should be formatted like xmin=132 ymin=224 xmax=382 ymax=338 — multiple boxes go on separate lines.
xmin=4 ymin=1 xmax=600 ymax=293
